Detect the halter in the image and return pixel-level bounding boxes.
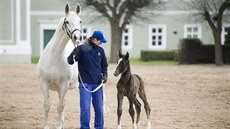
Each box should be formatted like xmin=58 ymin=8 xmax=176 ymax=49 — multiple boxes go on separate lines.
xmin=62 ymin=18 xmax=82 ymax=44
xmin=63 ymin=17 xmax=103 ymax=92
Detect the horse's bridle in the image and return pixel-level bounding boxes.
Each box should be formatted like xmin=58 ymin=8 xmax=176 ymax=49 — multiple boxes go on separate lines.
xmin=62 ymin=18 xmax=82 ymax=41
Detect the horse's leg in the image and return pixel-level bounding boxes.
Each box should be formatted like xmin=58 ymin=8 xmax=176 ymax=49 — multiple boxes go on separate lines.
xmin=40 ymin=80 xmax=50 ymax=129
xmin=117 ymin=92 xmax=123 ymax=129
xmin=56 ymin=81 xmax=68 ymax=129
xmin=134 ymin=97 xmax=141 ymax=128
xmin=128 ymin=95 xmax=137 ymax=129
xmin=138 ymin=89 xmax=151 ymax=129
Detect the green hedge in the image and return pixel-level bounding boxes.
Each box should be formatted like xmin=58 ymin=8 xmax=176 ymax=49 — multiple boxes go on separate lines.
xmin=198 ymin=45 xmax=230 ymax=63
xmin=225 ymin=29 xmax=230 ymax=45
xmin=140 ymin=38 xmax=230 ymax=64
xmin=178 ymin=38 xmax=203 ymax=64
xmin=141 ymin=50 xmax=177 ymax=61
xmin=223 ymin=45 xmax=230 ymax=63
xmin=178 ymin=38 xmax=230 ymax=64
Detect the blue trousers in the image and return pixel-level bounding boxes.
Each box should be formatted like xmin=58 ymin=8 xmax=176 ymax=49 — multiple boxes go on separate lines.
xmin=79 ymin=83 xmax=104 ymax=129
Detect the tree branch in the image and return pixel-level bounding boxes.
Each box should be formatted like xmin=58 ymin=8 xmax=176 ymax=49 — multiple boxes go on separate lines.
xmin=85 ymin=0 xmax=112 ymax=20
xmin=204 ymin=10 xmax=217 ymax=32
xmin=216 ymin=0 xmax=230 ymax=32
xmin=121 ymin=11 xmax=131 ymax=29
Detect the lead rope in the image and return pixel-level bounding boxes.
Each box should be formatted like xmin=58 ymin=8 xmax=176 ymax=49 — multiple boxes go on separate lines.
xmin=62 ymin=18 xmax=102 ymax=93
xmin=78 ymin=73 xmax=104 ymax=93
xmin=73 ymin=43 xmax=104 ymax=93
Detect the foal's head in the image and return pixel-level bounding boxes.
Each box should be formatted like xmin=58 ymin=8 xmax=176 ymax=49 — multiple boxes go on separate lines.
xmin=63 ymin=4 xmax=82 ymax=45
xmin=113 ymin=51 xmax=130 ymax=77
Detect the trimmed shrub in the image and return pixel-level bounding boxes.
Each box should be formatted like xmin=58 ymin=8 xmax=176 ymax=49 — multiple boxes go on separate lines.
xmin=225 ymin=29 xmax=230 ymax=46
xmin=223 ymin=45 xmax=230 ymax=63
xmin=198 ymin=45 xmax=215 ymax=63
xmin=178 ymin=38 xmax=203 ymax=64
xmin=197 ymin=45 xmax=230 ymax=64
xmin=178 ymin=38 xmax=230 ymax=64
xmin=140 ymin=38 xmax=230 ymax=64
xmin=141 ymin=50 xmax=177 ymax=61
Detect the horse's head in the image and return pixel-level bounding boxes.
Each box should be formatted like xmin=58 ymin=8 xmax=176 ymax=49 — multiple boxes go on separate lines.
xmin=63 ymin=4 xmax=82 ymax=45
xmin=113 ymin=51 xmax=130 ymax=77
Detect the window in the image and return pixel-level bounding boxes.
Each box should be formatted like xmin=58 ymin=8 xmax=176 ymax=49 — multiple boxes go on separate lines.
xmin=222 ymin=24 xmax=230 ymax=45
xmin=43 ymin=29 xmax=55 ymax=48
xmin=40 ymin=23 xmax=58 ymax=55
xmin=184 ymin=24 xmax=201 ymax=39
xmin=81 ymin=26 xmax=91 ymax=41
xmin=184 ymin=0 xmax=198 ymax=2
xmin=154 ymin=0 xmax=168 ymax=3
xmin=122 ymin=25 xmax=133 ymax=49
xmin=149 ymin=25 xmax=166 ymax=49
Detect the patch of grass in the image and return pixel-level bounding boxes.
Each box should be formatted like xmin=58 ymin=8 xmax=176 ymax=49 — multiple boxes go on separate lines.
xmin=129 ymin=58 xmax=178 ymax=65
xmin=31 ymin=57 xmax=39 ymax=64
xmin=34 ymin=56 xmax=176 ymax=65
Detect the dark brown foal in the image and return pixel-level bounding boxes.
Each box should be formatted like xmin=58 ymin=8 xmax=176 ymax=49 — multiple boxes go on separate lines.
xmin=113 ymin=51 xmax=151 ymax=129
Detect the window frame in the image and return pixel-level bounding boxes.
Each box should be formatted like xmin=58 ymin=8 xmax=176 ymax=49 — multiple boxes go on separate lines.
xmin=222 ymin=24 xmax=230 ymax=45
xmin=122 ymin=25 xmax=133 ymax=49
xmin=184 ymin=24 xmax=202 ymax=39
xmin=81 ymin=26 xmax=91 ymax=42
xmin=154 ymin=0 xmax=169 ymax=3
xmin=148 ymin=24 xmax=167 ymax=50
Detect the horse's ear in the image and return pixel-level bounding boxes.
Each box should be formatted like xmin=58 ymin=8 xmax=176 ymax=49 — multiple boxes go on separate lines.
xmin=125 ymin=52 xmax=129 ymax=59
xmin=119 ymin=51 xmax=122 ymax=58
xmin=65 ymin=4 xmax=70 ymax=15
xmin=75 ymin=3 xmax=81 ymax=15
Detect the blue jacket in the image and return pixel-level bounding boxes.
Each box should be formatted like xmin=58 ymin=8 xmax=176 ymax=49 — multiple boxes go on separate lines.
xmin=67 ymin=41 xmax=108 ymax=84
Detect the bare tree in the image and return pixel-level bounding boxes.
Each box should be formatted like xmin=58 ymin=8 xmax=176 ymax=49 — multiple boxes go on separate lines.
xmin=80 ymin=0 xmax=156 ymax=63
xmin=189 ymin=0 xmax=230 ymax=65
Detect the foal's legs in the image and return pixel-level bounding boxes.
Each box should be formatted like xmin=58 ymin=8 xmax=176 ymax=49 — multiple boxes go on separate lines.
xmin=128 ymin=95 xmax=137 ymax=129
xmin=40 ymin=80 xmax=50 ymax=129
xmin=138 ymin=89 xmax=151 ymax=129
xmin=134 ymin=97 xmax=141 ymax=127
xmin=56 ymin=81 xmax=68 ymax=129
xmin=117 ymin=93 xmax=123 ymax=129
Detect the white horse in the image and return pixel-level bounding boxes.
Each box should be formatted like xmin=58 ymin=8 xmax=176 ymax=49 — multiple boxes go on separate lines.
xmin=37 ymin=4 xmax=82 ymax=129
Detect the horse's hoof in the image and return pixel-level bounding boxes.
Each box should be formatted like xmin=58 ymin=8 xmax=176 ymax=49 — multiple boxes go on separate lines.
xmin=44 ymin=126 xmax=49 ymax=129
xmin=133 ymin=123 xmax=137 ymax=129
xmin=137 ymin=122 xmax=140 ymax=128
xmin=44 ymin=123 xmax=50 ymax=129
xmin=146 ymin=120 xmax=151 ymax=129
xmin=56 ymin=125 xmax=64 ymax=129
xmin=117 ymin=124 xmax=122 ymax=129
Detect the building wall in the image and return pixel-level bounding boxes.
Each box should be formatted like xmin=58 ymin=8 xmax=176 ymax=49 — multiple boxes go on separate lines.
xmin=30 ymin=0 xmax=112 ymax=57
xmin=1 ymin=0 xmax=229 ymax=63
xmin=0 ymin=0 xmax=31 ymax=64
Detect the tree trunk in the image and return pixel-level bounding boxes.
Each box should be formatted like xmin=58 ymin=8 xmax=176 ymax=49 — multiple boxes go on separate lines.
xmin=109 ymin=24 xmax=122 ymax=63
xmin=214 ymin=33 xmax=224 ymax=65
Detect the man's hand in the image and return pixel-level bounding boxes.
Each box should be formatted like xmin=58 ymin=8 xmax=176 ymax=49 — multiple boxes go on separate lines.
xmin=102 ymin=74 xmax=108 ymax=83
xmin=67 ymin=47 xmax=79 ymax=65
xmin=72 ymin=47 xmax=79 ymax=55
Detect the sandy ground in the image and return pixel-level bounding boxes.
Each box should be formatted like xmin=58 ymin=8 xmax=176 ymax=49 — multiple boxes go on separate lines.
xmin=0 ymin=64 xmax=230 ymax=129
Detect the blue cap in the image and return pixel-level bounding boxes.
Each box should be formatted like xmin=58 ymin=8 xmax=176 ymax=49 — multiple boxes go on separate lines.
xmin=92 ymin=31 xmax=107 ymax=43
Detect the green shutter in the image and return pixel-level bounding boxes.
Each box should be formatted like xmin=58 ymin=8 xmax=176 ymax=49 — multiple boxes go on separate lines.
xmin=43 ymin=29 xmax=55 ymax=48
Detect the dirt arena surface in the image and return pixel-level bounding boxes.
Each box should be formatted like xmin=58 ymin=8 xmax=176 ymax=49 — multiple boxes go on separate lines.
xmin=0 ymin=64 xmax=230 ymax=129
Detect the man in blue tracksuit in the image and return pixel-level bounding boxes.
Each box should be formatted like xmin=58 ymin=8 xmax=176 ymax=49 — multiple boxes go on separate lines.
xmin=67 ymin=30 xmax=108 ymax=129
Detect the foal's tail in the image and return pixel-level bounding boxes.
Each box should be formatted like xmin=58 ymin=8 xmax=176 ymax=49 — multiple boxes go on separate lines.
xmin=135 ymin=74 xmax=151 ymax=121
